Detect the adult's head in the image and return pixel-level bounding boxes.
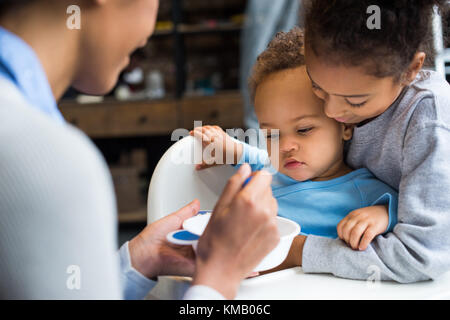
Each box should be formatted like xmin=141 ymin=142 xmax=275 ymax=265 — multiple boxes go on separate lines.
xmin=0 ymin=0 xmax=159 ymax=97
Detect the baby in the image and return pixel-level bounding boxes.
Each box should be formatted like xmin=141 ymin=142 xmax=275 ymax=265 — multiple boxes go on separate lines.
xmin=191 ymin=27 xmax=398 ymax=253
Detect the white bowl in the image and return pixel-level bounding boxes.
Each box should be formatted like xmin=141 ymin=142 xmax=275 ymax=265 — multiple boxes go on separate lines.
xmin=179 ymin=212 xmax=301 ymax=272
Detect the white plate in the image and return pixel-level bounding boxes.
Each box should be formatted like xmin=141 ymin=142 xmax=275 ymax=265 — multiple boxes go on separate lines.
xmin=183 ymin=211 xmax=212 ymax=236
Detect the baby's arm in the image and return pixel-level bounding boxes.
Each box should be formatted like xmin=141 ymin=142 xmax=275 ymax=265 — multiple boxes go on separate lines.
xmin=190 ymin=125 xmax=270 ymax=172
xmin=337 ymin=204 xmax=389 ymax=251
xmin=190 ymin=125 xmax=243 ymax=170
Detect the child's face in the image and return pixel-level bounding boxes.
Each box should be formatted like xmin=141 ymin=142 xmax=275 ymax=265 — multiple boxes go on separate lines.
xmin=254 ymin=66 xmax=352 ymax=182
xmin=305 ymin=47 xmax=405 ymax=124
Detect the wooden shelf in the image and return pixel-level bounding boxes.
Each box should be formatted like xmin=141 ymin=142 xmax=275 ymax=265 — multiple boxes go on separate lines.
xmin=60 ymin=98 xmax=178 ymax=138
xmin=59 ymin=91 xmax=244 ymax=138
xmin=154 ymin=23 xmax=242 ymax=36
xmin=178 ymin=23 xmax=242 ymax=34
xmin=119 ymin=207 xmax=147 ymax=224
xmin=181 ymin=91 xmax=244 ymax=129
xmin=153 ymin=29 xmax=174 ymax=36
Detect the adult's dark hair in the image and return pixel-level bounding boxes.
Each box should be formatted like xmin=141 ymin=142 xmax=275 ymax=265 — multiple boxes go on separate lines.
xmin=303 ymin=0 xmax=449 ymax=81
xmin=0 ymin=0 xmax=35 ymax=12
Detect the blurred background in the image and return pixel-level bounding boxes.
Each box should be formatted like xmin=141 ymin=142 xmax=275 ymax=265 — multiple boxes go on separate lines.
xmin=56 ymin=0 xmax=450 ymax=246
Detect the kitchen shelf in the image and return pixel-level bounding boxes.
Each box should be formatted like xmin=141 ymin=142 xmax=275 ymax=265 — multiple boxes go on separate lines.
xmin=118 ymin=207 xmax=148 ymax=224
xmin=154 ymin=23 xmax=242 ymax=36
xmin=59 ymin=98 xmax=179 ymax=138
xmin=177 ymin=23 xmax=242 ymax=34
xmin=59 ymin=91 xmax=244 ymax=138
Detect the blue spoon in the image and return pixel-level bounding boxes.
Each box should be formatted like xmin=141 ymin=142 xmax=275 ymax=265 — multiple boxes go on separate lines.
xmin=242 ymin=175 xmax=253 ymax=188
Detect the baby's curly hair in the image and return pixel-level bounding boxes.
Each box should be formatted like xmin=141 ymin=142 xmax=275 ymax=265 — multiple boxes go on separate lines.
xmin=248 ymin=27 xmax=306 ymax=103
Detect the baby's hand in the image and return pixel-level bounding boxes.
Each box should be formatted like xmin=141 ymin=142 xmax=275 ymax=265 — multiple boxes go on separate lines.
xmin=190 ymin=125 xmax=242 ymax=170
xmin=337 ymin=205 xmax=389 ymax=251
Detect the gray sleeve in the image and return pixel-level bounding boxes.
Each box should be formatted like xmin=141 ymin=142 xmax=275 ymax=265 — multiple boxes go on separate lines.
xmin=302 ymin=98 xmax=450 ymax=283
xmin=0 ymin=109 xmax=123 ymax=299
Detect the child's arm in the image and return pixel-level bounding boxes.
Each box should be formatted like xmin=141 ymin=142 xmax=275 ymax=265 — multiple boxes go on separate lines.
xmin=190 ymin=125 xmax=270 ymax=172
xmin=337 ymin=205 xmax=389 ymax=251
xmin=190 ymin=125 xmax=243 ymax=170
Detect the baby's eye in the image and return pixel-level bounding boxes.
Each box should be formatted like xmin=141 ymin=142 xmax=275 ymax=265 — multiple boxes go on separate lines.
xmin=297 ymin=128 xmax=313 ymax=134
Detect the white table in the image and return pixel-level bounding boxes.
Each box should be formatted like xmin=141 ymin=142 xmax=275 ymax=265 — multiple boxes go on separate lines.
xmin=148 ymin=267 xmax=450 ymax=300
xmin=146 ymin=138 xmax=450 ymax=300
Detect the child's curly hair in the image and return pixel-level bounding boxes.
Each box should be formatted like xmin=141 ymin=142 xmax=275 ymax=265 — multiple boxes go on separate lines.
xmin=303 ymin=0 xmax=449 ymax=82
xmin=248 ymin=27 xmax=306 ymax=103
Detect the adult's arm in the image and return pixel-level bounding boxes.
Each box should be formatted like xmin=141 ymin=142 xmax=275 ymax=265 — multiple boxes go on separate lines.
xmin=119 ymin=240 xmax=226 ymax=300
xmin=192 ymin=165 xmax=279 ymax=298
xmin=121 ymin=164 xmax=279 ymax=300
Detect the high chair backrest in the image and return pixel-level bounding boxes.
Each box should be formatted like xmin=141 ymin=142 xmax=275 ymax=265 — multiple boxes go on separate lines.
xmin=147 ymin=136 xmax=236 ymax=224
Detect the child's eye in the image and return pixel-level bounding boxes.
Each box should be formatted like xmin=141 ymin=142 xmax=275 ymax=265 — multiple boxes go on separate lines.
xmin=346 ymin=100 xmax=367 ymax=108
xmin=297 ymin=128 xmax=313 ymax=134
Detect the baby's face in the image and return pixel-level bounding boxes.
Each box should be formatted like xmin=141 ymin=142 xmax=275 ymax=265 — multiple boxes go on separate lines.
xmin=254 ymin=66 xmax=352 ymax=182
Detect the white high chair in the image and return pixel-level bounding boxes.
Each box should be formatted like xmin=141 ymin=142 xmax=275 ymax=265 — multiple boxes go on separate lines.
xmin=147 ymin=136 xmax=450 ymax=299
xmin=147 ymin=135 xmax=236 ymax=224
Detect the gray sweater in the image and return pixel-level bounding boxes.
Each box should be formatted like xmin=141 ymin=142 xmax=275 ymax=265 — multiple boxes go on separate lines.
xmin=302 ymin=70 xmax=450 ymax=283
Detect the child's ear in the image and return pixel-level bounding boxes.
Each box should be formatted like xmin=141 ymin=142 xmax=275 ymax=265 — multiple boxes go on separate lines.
xmin=402 ymin=52 xmax=426 ymax=85
xmin=342 ymin=123 xmax=354 ymax=141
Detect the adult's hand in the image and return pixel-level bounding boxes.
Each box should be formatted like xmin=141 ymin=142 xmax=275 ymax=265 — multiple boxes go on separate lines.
xmin=192 ymin=164 xmax=280 ymax=299
xmin=128 ymin=199 xmax=200 ymax=279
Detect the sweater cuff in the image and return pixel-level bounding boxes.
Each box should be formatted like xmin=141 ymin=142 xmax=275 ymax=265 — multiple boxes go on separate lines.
xmin=301 ymin=235 xmax=338 ymax=274
xmin=233 ymin=139 xmax=249 ymax=168
xmin=119 ymin=241 xmax=157 ymax=300
xmin=232 ymin=139 xmax=270 ymax=172
xmin=370 ymin=193 xmax=398 ymax=233
xmin=183 ymin=285 xmax=226 ymax=300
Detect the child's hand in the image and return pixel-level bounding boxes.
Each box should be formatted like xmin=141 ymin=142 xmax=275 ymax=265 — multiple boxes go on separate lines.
xmin=190 ymin=125 xmax=243 ymax=170
xmin=337 ymin=205 xmax=389 ymax=251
